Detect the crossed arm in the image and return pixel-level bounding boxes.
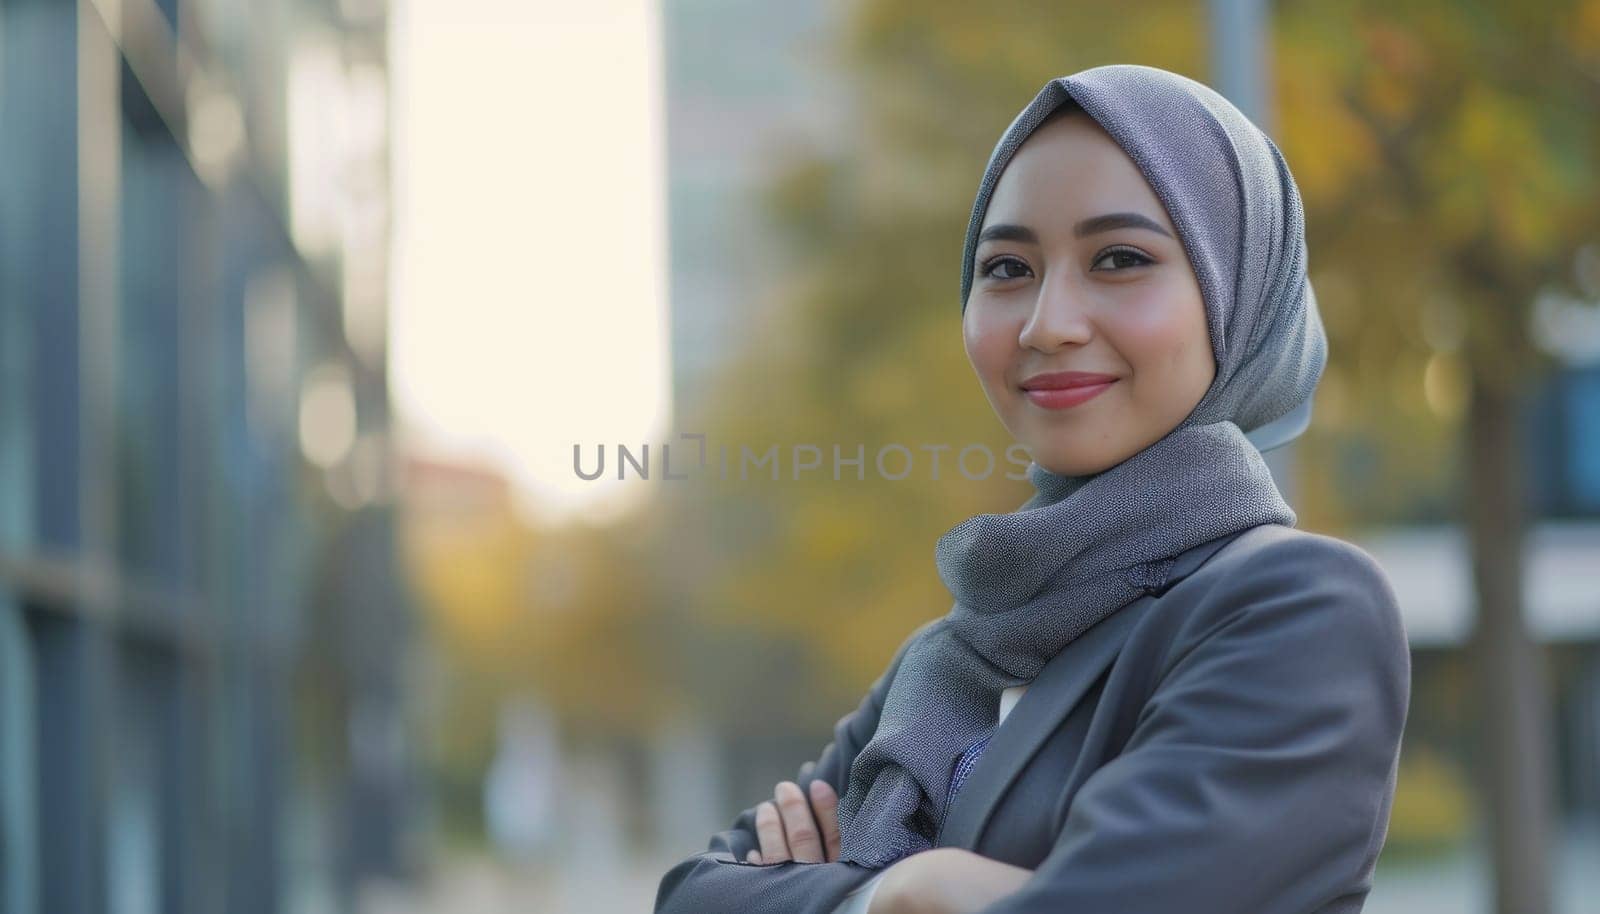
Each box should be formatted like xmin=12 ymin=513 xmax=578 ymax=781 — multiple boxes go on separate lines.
xmin=742 ymin=771 xmax=1034 ymax=914
xmin=657 ymin=537 xmax=1410 ymax=914
xmin=652 ymin=620 xmax=1017 ymax=914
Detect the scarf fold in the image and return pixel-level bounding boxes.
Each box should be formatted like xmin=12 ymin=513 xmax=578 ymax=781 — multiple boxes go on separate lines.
xmin=834 ymin=64 xmax=1327 ymax=868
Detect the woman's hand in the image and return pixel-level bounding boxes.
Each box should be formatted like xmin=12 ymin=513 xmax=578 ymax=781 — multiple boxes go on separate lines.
xmin=868 ymin=848 xmax=1034 ymax=914
xmin=746 ymin=774 xmax=842 ymax=864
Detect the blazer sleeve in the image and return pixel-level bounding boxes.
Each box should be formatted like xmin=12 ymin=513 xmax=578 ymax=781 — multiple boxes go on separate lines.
xmin=975 ymin=536 xmax=1412 ymax=914
xmin=654 ymin=618 xmax=939 ymax=914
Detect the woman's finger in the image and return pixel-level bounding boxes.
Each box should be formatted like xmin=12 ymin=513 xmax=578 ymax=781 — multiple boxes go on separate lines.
xmin=754 ymin=801 xmax=791 ymax=863
xmin=745 ymin=849 xmax=762 ymax=864
xmin=808 ymin=779 xmax=842 ymax=862
xmin=774 ymin=781 xmax=825 ymax=863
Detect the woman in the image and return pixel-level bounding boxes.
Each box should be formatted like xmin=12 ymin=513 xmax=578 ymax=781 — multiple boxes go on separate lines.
xmin=656 ymin=64 xmax=1410 ymax=914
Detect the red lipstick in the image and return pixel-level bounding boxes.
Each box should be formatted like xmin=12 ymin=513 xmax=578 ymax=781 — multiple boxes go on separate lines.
xmin=1019 ymin=371 xmax=1119 ymax=410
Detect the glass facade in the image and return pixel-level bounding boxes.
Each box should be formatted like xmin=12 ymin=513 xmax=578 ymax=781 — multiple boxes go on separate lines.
xmin=0 ymin=1 xmax=412 ymax=913
xmin=1530 ymin=364 xmax=1600 ymax=519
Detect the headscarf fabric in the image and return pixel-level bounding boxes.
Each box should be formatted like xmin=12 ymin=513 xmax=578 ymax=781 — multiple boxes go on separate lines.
xmin=834 ymin=64 xmax=1328 ymax=868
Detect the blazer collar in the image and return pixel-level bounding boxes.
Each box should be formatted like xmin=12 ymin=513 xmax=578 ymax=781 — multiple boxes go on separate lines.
xmin=934 ymin=528 xmax=1250 ymax=851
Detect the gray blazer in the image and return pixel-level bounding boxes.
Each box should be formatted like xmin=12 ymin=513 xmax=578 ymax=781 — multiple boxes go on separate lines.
xmin=655 ymin=523 xmax=1412 ymax=914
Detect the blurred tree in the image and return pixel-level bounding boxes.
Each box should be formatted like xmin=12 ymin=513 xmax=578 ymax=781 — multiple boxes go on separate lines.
xmin=399 ymin=459 xmax=675 ymax=838
xmin=1273 ymin=4 xmax=1600 ymax=912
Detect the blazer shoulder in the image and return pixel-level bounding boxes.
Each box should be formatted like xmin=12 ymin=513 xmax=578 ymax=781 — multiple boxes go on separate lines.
xmin=1169 ymin=524 xmax=1407 ymax=648
xmin=1205 ymin=524 xmax=1395 ymax=590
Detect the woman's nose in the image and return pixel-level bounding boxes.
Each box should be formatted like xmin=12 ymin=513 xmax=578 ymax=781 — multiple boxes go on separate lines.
xmin=1017 ymin=274 xmax=1093 ymax=351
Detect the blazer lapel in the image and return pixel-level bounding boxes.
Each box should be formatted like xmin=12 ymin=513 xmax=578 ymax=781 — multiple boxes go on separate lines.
xmin=934 ymin=594 xmax=1153 ymax=850
xmin=934 ymin=529 xmax=1249 ymax=851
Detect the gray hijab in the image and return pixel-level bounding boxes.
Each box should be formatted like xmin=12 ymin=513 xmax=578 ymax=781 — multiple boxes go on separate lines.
xmin=834 ymin=64 xmax=1328 ymax=868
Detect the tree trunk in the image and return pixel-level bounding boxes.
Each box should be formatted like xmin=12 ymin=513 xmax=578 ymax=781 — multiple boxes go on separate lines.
xmin=1463 ymin=371 xmax=1555 ymax=914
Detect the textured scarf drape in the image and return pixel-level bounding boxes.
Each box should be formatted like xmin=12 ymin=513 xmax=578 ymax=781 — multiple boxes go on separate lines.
xmin=834 ymin=64 xmax=1328 ymax=868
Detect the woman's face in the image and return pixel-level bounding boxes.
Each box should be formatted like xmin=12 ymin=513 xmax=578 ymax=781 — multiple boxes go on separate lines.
xmin=963 ymin=110 xmax=1216 ymax=477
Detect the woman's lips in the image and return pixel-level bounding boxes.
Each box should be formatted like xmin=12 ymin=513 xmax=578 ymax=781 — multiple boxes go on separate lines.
xmin=1021 ymin=380 xmax=1116 ymax=409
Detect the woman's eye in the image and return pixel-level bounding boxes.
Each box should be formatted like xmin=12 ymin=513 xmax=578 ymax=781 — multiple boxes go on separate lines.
xmin=980 ymin=256 xmax=1032 ymax=280
xmin=1090 ymin=247 xmax=1153 ymax=272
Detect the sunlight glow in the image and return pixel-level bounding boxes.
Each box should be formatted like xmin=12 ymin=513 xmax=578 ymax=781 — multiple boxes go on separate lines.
xmin=389 ymin=0 xmax=671 ymax=526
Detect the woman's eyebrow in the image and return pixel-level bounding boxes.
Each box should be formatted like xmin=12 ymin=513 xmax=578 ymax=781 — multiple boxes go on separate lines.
xmin=976 ymin=223 xmax=1038 ymax=245
xmin=1073 ymin=211 xmax=1174 ymax=239
xmin=976 ymin=212 xmax=1174 ymax=246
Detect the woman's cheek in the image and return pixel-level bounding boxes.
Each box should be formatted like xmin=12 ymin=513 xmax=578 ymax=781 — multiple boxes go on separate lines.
xmin=966 ymin=321 xmax=1014 ymax=389
xmin=1117 ymin=291 xmax=1194 ymax=376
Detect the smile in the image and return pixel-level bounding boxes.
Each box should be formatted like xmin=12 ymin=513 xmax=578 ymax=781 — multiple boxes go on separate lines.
xmin=1021 ymin=381 xmax=1116 ymax=410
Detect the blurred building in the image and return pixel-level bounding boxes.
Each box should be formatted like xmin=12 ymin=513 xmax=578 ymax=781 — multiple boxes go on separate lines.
xmin=1355 ymin=356 xmax=1600 ymax=836
xmin=661 ymin=0 xmax=851 ymax=416
xmin=0 ymin=0 xmax=416 ymax=913
xmin=1530 ymin=362 xmax=1600 ymax=521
